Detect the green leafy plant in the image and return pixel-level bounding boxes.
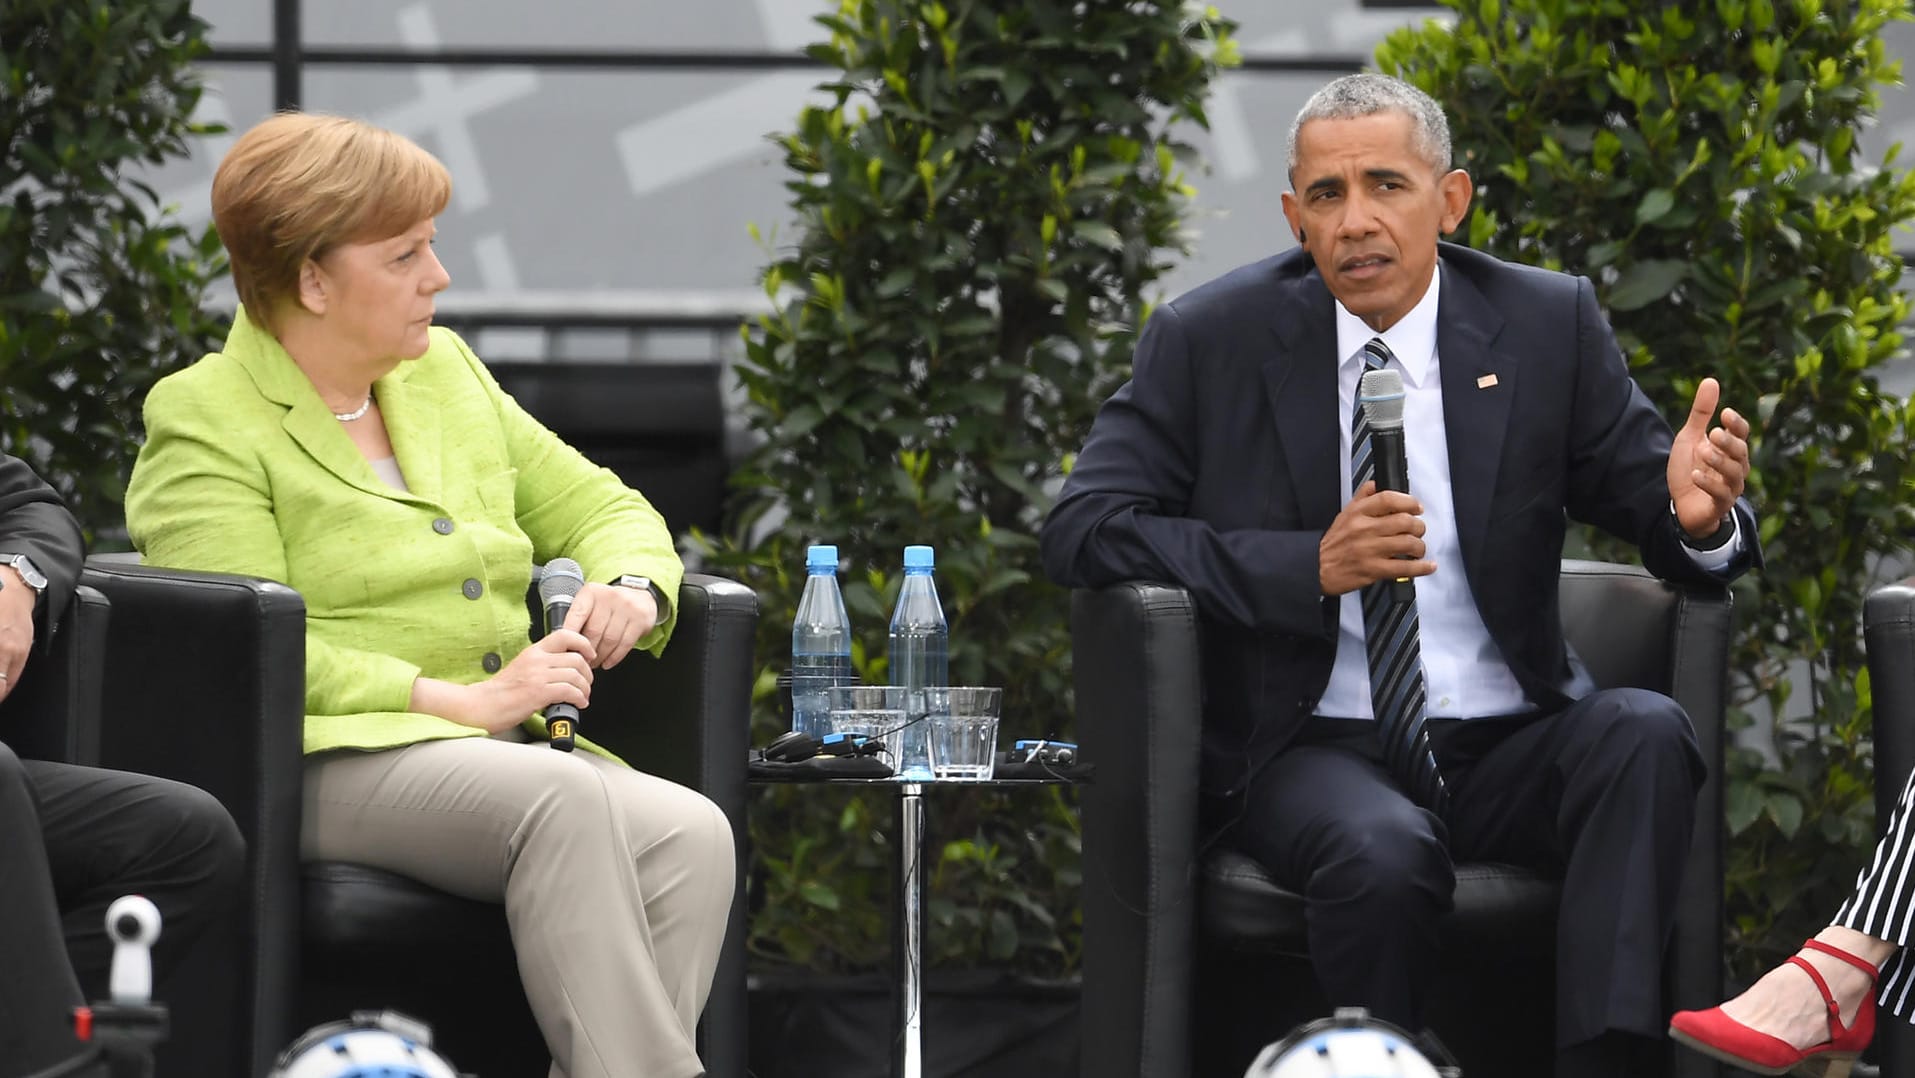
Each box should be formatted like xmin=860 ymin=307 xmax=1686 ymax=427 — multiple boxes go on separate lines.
xmin=1 ymin=0 xmax=227 ymax=537
xmin=691 ymin=0 xmax=1237 ymax=976
xmin=1378 ymin=0 xmax=1915 ymax=980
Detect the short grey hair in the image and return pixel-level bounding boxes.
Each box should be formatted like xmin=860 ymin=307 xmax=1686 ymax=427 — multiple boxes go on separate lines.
xmin=1286 ymin=73 xmax=1452 ymax=183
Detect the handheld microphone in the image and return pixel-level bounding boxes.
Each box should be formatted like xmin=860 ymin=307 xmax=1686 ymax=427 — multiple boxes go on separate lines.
xmin=106 ymin=895 xmax=161 ymax=1004
xmin=1358 ymin=368 xmax=1417 ymax=604
xmin=537 ymin=558 xmax=586 ymax=751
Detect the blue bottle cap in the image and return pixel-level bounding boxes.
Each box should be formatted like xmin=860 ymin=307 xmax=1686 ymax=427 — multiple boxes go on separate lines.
xmin=806 ymin=545 xmax=839 ymax=570
xmin=903 ymin=545 xmax=934 ymax=570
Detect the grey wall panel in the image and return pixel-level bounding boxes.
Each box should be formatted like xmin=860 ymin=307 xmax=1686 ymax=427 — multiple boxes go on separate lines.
xmin=299 ymin=64 xmax=801 ymax=300
xmin=190 ymin=0 xmax=271 ymax=47
xmin=301 ymin=0 xmax=819 ymax=51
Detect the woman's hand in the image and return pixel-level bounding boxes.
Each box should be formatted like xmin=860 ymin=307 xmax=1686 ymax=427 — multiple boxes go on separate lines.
xmin=411 ymin=630 xmax=598 ymax=734
xmin=563 ymin=582 xmax=658 ymax=670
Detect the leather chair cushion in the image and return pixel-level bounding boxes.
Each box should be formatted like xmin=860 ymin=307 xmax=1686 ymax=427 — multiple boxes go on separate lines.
xmin=1200 ymin=850 xmax=1559 ymax=958
xmin=302 ymin=861 xmax=511 ymax=959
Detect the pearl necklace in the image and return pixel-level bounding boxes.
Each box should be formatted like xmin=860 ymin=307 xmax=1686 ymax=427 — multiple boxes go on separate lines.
xmin=333 ymin=394 xmax=374 ymax=422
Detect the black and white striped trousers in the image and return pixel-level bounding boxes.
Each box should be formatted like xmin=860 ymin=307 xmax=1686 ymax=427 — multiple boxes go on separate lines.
xmin=1835 ymin=763 xmax=1915 ymax=1016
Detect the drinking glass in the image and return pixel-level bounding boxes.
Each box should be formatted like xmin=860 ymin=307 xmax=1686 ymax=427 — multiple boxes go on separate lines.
xmin=826 ymin=685 xmax=909 ymax=771
xmin=926 ymin=687 xmax=1002 ymax=781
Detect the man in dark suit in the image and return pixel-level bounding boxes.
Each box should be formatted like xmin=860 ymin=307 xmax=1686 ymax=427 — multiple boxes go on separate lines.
xmin=0 ymin=451 xmax=244 ymax=1078
xmin=1040 ymin=74 xmax=1757 ymax=1076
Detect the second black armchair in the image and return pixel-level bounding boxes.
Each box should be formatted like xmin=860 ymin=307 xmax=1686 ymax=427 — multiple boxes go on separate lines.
xmin=1070 ymin=560 xmax=1733 ymax=1078
xmin=79 ymin=559 xmax=755 ymax=1078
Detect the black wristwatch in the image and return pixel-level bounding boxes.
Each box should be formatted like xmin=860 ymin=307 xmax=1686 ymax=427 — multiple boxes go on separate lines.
xmin=1671 ymin=500 xmax=1736 ymax=552
xmin=612 ymin=574 xmax=671 ymax=621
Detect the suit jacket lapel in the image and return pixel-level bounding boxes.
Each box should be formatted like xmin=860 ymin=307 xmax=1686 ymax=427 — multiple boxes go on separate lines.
xmin=1264 ymin=274 xmax=1341 ymax=529
xmin=224 ymin=307 xmax=437 ymax=507
xmin=375 ymin=370 xmax=443 ymax=506
xmin=1435 ymin=261 xmax=1515 ymax=583
xmin=277 ymin=396 xmax=394 ymax=501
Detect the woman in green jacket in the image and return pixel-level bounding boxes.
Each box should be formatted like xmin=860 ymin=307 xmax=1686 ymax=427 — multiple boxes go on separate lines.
xmin=125 ymin=112 xmax=732 ymax=1078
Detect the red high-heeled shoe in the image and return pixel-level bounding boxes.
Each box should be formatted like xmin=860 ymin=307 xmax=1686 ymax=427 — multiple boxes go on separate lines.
xmin=1668 ymin=937 xmax=1879 ymax=1077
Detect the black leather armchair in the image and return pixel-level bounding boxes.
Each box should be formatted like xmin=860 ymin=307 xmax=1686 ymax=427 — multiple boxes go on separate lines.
xmin=79 ymin=559 xmax=755 ymax=1078
xmin=1070 ymin=560 xmax=1732 ymax=1078
xmin=0 ymin=582 xmax=110 ymax=766
xmin=1865 ymin=576 xmax=1915 ymax=1077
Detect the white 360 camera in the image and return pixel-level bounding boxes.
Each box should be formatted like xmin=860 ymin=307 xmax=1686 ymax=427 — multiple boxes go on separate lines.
xmin=105 ymin=894 xmax=162 ymax=1004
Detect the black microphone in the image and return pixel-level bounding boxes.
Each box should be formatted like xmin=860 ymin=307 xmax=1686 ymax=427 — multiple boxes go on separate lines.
xmin=1358 ymin=368 xmax=1417 ymax=604
xmin=537 ymin=558 xmax=585 ymax=751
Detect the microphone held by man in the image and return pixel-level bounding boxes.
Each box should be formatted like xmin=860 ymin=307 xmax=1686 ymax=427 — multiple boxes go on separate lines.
xmin=1359 ymin=367 xmax=1416 ymax=604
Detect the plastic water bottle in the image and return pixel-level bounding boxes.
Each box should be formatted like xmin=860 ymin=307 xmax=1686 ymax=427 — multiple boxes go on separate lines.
xmin=791 ymin=545 xmax=852 ymax=738
xmin=888 ymin=545 xmax=947 ymax=780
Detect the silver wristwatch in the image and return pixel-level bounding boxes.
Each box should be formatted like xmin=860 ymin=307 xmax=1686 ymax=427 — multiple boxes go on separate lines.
xmin=0 ymin=552 xmax=48 ymax=603
xmin=612 ymin=574 xmax=670 ymax=621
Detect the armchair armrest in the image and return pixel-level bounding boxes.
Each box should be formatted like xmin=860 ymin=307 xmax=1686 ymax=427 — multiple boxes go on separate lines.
xmin=585 ymin=571 xmax=756 ymax=1078
xmin=1865 ymin=578 xmax=1915 ymax=1077
xmin=587 ymin=573 xmax=757 ymax=800
xmin=0 ymin=584 xmax=109 ymax=765
xmin=1867 ymin=577 xmax=1915 ymax=804
xmin=1664 ymin=574 xmax=1734 ymax=1023
xmin=1071 ymin=581 xmax=1203 ymax=1078
xmin=1559 ymin=559 xmax=1733 ymax=1023
xmin=79 ymin=556 xmax=307 ymax=1078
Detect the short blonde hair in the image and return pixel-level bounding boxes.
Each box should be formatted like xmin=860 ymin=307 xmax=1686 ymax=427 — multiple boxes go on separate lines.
xmin=211 ymin=112 xmax=452 ymax=332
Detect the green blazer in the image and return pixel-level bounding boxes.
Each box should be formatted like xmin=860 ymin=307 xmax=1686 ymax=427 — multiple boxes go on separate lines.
xmin=125 ymin=307 xmax=683 ymax=759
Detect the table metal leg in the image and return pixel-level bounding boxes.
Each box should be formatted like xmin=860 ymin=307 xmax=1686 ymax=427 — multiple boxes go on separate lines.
xmin=894 ymin=782 xmax=925 ymax=1078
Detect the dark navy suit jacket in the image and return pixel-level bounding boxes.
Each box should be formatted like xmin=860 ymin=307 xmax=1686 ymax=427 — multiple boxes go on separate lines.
xmin=1039 ymin=243 xmax=1758 ymax=797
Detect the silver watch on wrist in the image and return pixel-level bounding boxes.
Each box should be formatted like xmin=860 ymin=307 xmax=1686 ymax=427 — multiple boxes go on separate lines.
xmin=612 ymin=574 xmax=670 ymax=620
xmin=0 ymin=552 xmax=48 ymax=603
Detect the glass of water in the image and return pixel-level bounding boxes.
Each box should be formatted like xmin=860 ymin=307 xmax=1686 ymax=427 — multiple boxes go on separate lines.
xmin=826 ymin=685 xmax=909 ymax=771
xmin=926 ymin=687 xmax=1002 ymax=781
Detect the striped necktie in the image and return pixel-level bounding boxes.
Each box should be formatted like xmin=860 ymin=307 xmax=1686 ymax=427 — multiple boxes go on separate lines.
xmin=1352 ymin=337 xmax=1450 ymax=815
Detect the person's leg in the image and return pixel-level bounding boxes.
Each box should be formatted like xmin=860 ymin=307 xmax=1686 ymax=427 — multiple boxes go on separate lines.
xmin=302 ymin=738 xmax=731 ymax=1078
xmin=0 ymin=744 xmax=88 ymax=1078
xmin=27 ymin=758 xmax=245 ymax=997
xmin=1438 ymin=689 xmax=1703 ymax=1075
xmin=571 ymin=751 xmax=735 ymax=1038
xmin=1703 ymin=927 xmax=1896 ymax=1047
xmin=1688 ymin=762 xmax=1915 ymax=1050
xmin=1225 ymin=721 xmax=1454 ymax=1031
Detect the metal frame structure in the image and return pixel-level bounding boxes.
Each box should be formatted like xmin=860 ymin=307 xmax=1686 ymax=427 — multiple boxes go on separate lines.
xmin=199 ymin=0 xmax=1366 ymax=349
xmin=210 ymin=0 xmax=1365 ymax=112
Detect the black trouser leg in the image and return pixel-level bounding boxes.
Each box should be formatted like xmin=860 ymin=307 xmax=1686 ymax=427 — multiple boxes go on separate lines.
xmin=1227 ymin=721 xmax=1454 ymax=1031
xmin=0 ymin=743 xmax=88 ymax=1077
xmin=1439 ymin=688 xmax=1702 ymax=1064
xmin=27 ymin=756 xmax=245 ymax=998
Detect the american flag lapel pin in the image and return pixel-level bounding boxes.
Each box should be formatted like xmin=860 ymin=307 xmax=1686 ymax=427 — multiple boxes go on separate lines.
xmin=1476 ymin=373 xmax=1499 ymax=389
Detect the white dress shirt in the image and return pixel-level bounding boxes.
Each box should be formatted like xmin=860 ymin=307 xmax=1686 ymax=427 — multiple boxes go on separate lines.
xmin=1317 ymin=269 xmax=1742 ymax=721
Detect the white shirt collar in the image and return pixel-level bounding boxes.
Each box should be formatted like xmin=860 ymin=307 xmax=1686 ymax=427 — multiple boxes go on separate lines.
xmin=1334 ymin=265 xmax=1442 ymax=387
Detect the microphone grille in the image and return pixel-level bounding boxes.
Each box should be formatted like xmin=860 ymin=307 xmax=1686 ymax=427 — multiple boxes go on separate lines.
xmin=1358 ymin=368 xmax=1406 ymax=430
xmin=537 ymin=558 xmax=586 ymax=605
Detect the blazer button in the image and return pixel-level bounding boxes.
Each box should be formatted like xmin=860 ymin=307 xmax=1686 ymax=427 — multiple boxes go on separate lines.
xmin=482 ymin=652 xmax=502 ymax=673
xmin=432 ymin=517 xmax=454 ymax=535
xmin=462 ymin=578 xmax=483 ymax=600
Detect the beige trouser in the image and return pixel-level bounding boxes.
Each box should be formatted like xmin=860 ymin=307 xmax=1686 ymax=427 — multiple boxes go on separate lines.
xmin=301 ymin=735 xmax=735 ymax=1078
